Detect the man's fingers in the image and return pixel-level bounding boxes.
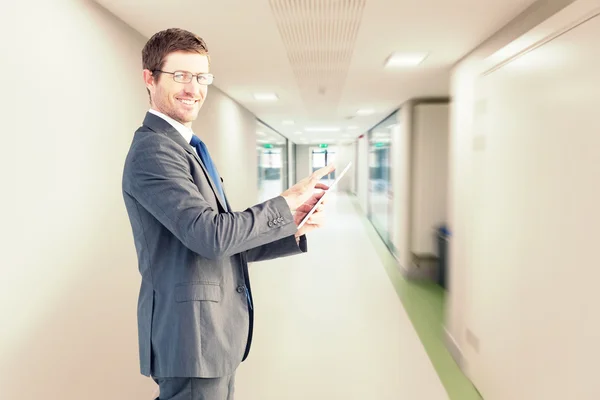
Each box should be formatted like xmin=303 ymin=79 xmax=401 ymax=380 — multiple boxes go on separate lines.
xmin=314 ymin=183 xmax=329 ymax=191
xmin=296 ymin=204 xmax=313 ymax=213
xmin=318 ymin=193 xmax=327 ymax=205
xmin=308 ymin=191 xmax=326 ymax=206
xmin=297 ymin=197 xmax=326 ymax=215
xmin=311 ymin=164 xmax=336 ymax=181
xmin=308 ymin=211 xmax=326 ymax=225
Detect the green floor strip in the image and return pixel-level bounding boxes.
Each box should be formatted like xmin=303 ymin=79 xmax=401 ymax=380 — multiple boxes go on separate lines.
xmin=350 ymin=196 xmax=482 ymax=400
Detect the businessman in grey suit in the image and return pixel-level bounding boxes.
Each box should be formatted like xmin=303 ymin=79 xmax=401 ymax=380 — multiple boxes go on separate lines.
xmin=122 ymin=28 xmax=334 ymax=399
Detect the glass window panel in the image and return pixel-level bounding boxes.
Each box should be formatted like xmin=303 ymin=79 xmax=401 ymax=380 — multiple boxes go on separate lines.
xmin=256 ymin=122 xmax=288 ymax=202
xmin=368 ymin=112 xmax=396 ymax=246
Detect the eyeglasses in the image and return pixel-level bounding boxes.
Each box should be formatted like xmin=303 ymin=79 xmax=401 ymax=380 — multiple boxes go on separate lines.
xmin=153 ymin=70 xmax=214 ymax=85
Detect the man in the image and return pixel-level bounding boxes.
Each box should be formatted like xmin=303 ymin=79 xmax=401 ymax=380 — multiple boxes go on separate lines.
xmin=121 ymin=28 xmax=334 ymax=400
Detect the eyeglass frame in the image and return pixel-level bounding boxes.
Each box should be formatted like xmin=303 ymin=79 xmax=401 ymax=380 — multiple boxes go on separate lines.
xmin=152 ymin=70 xmax=214 ymax=85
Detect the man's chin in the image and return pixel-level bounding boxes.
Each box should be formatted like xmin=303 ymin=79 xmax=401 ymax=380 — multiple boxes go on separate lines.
xmin=183 ymin=114 xmax=199 ymax=124
xmin=174 ymin=111 xmax=200 ymax=125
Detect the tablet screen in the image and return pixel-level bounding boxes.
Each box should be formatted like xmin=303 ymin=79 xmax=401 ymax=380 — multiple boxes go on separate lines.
xmin=297 ymin=162 xmax=352 ymax=230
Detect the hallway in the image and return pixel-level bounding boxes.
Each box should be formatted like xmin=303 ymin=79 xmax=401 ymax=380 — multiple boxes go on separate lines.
xmin=235 ymin=193 xmax=448 ymax=399
xmin=5 ymin=0 xmax=600 ymax=398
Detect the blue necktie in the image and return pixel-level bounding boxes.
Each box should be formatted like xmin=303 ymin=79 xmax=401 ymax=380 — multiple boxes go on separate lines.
xmin=190 ymin=135 xmax=226 ymax=208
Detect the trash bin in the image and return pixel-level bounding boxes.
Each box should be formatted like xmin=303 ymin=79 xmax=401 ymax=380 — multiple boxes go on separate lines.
xmin=437 ymin=225 xmax=450 ymax=289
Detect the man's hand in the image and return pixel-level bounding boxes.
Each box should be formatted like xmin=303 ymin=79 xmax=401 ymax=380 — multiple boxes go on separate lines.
xmin=281 ymin=164 xmax=336 ymax=211
xmin=293 ymin=190 xmax=328 ymax=237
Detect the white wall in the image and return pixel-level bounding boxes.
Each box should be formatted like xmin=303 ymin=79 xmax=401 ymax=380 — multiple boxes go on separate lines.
xmin=333 ymin=144 xmax=356 ymax=193
xmin=288 ymin=142 xmax=296 ymax=185
xmin=295 ymin=144 xmax=311 ymax=182
xmin=446 ymin=0 xmax=578 ymax=364
xmin=447 ymin=0 xmax=599 ymax=398
xmin=356 ymin=135 xmax=369 ymax=213
xmin=387 ymin=101 xmax=448 ymax=270
xmin=0 ymin=1 xmax=262 ymax=399
xmin=390 ymin=106 xmax=412 ymax=269
xmin=410 ymin=103 xmax=449 ymax=256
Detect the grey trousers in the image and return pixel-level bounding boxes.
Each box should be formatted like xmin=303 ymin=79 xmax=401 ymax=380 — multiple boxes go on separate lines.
xmin=153 ymin=374 xmax=236 ymax=400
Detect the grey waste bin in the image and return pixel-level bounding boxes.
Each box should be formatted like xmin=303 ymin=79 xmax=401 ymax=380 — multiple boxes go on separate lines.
xmin=437 ymin=226 xmax=450 ymax=289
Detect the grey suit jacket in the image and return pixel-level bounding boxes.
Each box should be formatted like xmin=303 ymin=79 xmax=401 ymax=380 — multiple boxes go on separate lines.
xmin=122 ymin=112 xmax=306 ymax=378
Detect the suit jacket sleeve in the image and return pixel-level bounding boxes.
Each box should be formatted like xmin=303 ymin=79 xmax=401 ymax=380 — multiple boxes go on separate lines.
xmin=246 ymin=234 xmax=307 ymax=263
xmin=123 ymin=135 xmax=298 ymax=260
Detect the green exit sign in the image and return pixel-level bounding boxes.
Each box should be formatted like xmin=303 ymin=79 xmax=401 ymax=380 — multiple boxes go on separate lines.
xmin=263 ymin=144 xmax=273 ymax=149
xmin=319 ymin=144 xmax=328 ymax=148
xmin=375 ymin=142 xmax=385 ymax=148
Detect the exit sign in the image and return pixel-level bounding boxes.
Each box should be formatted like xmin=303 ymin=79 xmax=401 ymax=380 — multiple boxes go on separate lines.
xmin=319 ymin=144 xmax=328 ymax=148
xmin=264 ymin=144 xmax=273 ymax=149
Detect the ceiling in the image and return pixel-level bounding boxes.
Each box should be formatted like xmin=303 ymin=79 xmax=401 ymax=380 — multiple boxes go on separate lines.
xmin=94 ymin=0 xmax=537 ymax=144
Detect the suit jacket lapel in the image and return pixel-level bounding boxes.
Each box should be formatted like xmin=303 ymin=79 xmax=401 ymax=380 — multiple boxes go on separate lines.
xmin=142 ymin=112 xmax=229 ymax=212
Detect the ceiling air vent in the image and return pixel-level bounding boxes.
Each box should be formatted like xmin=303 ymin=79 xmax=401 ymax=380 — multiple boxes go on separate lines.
xmin=269 ymin=0 xmax=366 ymax=116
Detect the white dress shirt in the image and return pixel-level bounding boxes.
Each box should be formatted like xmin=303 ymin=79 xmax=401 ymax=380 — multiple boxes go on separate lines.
xmin=148 ymin=108 xmax=194 ymax=145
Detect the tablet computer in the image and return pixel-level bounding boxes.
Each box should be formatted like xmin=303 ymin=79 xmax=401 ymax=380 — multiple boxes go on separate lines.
xmin=297 ymin=162 xmax=352 ymax=230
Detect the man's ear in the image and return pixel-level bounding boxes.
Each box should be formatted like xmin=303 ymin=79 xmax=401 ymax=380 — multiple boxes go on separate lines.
xmin=142 ymin=69 xmax=154 ymax=90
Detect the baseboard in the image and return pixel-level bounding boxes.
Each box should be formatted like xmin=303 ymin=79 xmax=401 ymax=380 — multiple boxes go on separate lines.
xmin=405 ymin=253 xmax=439 ymax=281
xmin=443 ymin=326 xmax=464 ymax=368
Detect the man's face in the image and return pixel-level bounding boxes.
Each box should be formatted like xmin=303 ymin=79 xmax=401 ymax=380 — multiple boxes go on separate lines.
xmin=144 ymin=51 xmax=210 ymax=127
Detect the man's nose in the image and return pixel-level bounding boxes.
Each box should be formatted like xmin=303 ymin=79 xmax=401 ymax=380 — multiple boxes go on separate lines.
xmin=184 ymin=79 xmax=202 ymax=96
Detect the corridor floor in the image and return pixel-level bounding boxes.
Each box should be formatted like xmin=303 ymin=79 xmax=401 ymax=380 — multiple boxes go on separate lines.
xmin=235 ymin=192 xmax=448 ymax=399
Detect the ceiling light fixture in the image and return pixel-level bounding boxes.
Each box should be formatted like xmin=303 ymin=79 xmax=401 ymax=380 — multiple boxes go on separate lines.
xmin=311 ymin=139 xmax=333 ymax=144
xmin=305 ymin=127 xmax=340 ymax=132
xmin=253 ymin=93 xmax=279 ymax=101
xmin=385 ymin=52 xmax=428 ymax=68
xmin=282 ymin=120 xmax=295 ymax=125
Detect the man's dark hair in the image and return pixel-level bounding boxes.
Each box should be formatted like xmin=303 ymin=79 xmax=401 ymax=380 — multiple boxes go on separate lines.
xmin=142 ymin=28 xmax=210 ymax=102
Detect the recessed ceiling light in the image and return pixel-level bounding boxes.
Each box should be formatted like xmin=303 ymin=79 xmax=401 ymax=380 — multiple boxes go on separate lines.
xmin=253 ymin=93 xmax=279 ymax=101
xmin=282 ymin=120 xmax=295 ymax=125
xmin=385 ymin=52 xmax=428 ymax=68
xmin=356 ymin=109 xmax=374 ymax=116
xmin=305 ymin=127 xmax=340 ymax=132
xmin=257 ymin=131 xmax=266 ymax=136
xmin=294 ymin=131 xmax=302 ymax=135
xmin=347 ymin=126 xmax=358 ymax=130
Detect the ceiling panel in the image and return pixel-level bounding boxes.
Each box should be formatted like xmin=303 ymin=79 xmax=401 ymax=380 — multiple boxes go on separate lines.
xmin=94 ymin=0 xmax=538 ymax=142
xmin=269 ymin=0 xmax=366 ymax=118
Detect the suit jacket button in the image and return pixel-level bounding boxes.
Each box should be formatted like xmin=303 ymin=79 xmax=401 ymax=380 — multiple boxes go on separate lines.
xmin=237 ymin=286 xmax=245 ymax=293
